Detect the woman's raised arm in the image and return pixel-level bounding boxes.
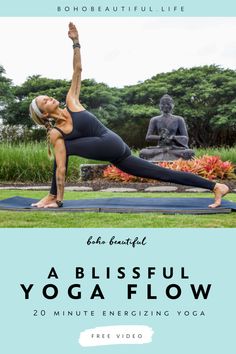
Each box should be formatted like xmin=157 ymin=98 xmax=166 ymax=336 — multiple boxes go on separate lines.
xmin=66 ymin=22 xmax=83 ymax=110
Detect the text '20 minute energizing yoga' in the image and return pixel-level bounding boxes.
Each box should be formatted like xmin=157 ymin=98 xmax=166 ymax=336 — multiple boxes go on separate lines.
xmin=29 ymin=23 xmax=229 ymax=209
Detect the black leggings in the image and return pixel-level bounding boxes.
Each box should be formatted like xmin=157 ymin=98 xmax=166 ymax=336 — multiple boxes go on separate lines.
xmin=49 ymin=134 xmax=216 ymax=195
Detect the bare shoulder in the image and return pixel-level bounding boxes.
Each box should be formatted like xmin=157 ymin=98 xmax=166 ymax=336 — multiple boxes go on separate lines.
xmin=49 ymin=128 xmax=62 ymax=145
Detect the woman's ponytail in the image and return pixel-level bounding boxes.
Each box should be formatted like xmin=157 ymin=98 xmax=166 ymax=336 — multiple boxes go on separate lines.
xmin=44 ymin=120 xmax=53 ymax=159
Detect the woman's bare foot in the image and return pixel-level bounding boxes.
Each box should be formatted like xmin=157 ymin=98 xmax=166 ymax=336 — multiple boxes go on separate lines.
xmin=31 ymin=194 xmax=56 ymax=208
xmin=208 ymin=183 xmax=229 ymax=208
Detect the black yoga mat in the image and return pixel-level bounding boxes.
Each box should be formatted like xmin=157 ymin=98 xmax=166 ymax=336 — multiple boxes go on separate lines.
xmin=0 ymin=196 xmax=235 ymax=214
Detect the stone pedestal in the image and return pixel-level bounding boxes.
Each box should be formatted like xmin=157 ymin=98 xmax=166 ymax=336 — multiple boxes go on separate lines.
xmin=80 ymin=164 xmax=109 ymax=181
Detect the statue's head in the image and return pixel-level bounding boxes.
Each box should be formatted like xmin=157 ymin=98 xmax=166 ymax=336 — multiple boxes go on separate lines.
xmin=159 ymin=94 xmax=174 ymax=114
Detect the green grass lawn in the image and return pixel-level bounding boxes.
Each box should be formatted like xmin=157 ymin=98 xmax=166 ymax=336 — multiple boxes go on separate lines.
xmin=0 ymin=190 xmax=235 ymax=228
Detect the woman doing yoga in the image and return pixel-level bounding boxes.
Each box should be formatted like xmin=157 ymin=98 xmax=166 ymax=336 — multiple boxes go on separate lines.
xmin=29 ymin=23 xmax=229 ymax=208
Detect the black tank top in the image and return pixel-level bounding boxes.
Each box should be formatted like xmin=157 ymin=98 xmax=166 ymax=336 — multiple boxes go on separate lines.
xmin=54 ymin=107 xmax=108 ymax=140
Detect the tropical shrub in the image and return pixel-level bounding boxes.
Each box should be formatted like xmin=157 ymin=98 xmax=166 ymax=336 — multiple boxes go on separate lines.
xmin=103 ymin=165 xmax=150 ymax=183
xmin=159 ymin=155 xmax=235 ymax=180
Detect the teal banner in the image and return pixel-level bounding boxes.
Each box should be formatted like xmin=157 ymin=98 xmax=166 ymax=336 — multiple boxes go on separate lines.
xmin=1 ymin=228 xmax=235 ymax=353
xmin=0 ymin=0 xmax=236 ymax=16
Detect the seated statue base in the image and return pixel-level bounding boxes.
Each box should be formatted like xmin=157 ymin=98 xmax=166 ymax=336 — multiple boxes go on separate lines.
xmin=139 ymin=146 xmax=195 ymax=162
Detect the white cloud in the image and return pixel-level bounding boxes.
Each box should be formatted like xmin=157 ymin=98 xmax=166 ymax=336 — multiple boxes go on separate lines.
xmin=1 ymin=17 xmax=236 ymax=87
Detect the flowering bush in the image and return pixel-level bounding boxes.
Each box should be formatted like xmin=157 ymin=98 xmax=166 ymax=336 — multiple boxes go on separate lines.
xmin=103 ymin=165 xmax=150 ymax=183
xmin=103 ymin=155 xmax=235 ymax=182
xmin=159 ymin=155 xmax=235 ymax=180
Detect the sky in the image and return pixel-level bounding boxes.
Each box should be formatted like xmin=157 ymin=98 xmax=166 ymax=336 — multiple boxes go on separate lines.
xmin=1 ymin=17 xmax=236 ymax=87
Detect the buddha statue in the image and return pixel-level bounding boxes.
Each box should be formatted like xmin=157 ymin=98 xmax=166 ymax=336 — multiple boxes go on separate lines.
xmin=139 ymin=94 xmax=195 ymax=161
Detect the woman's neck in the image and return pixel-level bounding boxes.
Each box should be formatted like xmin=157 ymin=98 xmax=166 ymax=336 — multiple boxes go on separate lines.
xmin=50 ymin=107 xmax=69 ymax=123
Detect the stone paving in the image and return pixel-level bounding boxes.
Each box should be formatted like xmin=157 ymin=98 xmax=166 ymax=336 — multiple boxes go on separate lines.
xmin=100 ymin=187 xmax=138 ymax=192
xmin=185 ymin=188 xmax=208 ymax=192
xmin=144 ymin=186 xmax=177 ymax=192
xmin=0 ymin=185 xmax=230 ymax=193
xmin=0 ymin=185 xmax=93 ymax=191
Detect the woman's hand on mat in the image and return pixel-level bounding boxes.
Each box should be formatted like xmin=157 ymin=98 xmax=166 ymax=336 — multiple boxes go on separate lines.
xmin=31 ymin=194 xmax=56 ymax=208
xmin=68 ymin=22 xmax=79 ymax=41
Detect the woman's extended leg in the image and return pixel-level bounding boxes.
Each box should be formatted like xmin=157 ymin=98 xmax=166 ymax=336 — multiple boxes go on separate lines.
xmin=115 ymin=155 xmax=229 ymax=208
xmin=115 ymin=155 xmax=215 ymax=189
